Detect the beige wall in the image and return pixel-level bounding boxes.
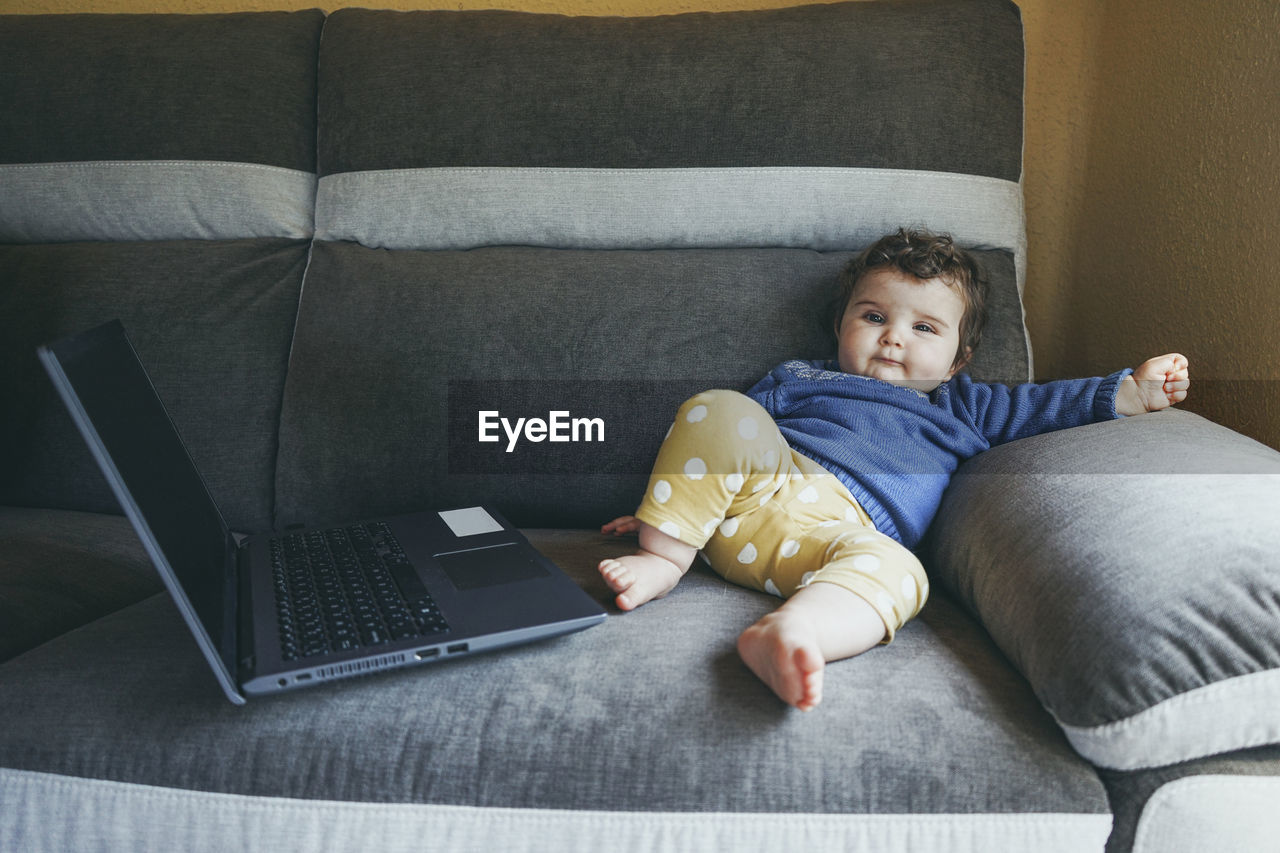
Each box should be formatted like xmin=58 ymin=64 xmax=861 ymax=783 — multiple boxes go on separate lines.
xmin=8 ymin=0 xmax=1278 ymax=448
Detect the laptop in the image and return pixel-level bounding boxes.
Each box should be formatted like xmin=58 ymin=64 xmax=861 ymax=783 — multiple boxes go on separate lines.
xmin=38 ymin=320 xmax=606 ymax=705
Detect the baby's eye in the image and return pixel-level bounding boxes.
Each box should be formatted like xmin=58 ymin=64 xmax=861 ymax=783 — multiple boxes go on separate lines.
xmin=913 ymin=323 xmax=936 ymax=334
xmin=864 ymin=312 xmax=886 ymax=324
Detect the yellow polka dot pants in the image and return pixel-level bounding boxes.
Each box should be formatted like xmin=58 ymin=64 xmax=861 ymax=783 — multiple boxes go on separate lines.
xmin=633 ymin=390 xmax=929 ymax=641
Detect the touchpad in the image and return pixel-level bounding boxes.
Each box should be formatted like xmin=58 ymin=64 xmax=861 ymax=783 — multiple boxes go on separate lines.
xmin=436 ymin=544 xmax=548 ymax=591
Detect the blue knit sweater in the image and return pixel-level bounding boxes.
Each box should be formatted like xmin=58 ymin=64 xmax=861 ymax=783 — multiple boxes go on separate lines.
xmin=746 ymin=359 xmax=1132 ymax=549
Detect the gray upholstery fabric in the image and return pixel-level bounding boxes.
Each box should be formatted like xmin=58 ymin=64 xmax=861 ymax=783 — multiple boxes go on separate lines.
xmin=0 ymin=162 xmax=315 ymax=243
xmin=0 ymin=11 xmax=322 ymax=171
xmin=0 ymin=528 xmax=1108 ymax=818
xmin=275 ymin=244 xmax=1023 ymax=529
xmin=924 ymin=409 xmax=1280 ymax=767
xmin=318 ymin=2 xmax=1023 ymax=178
xmin=313 ymin=166 xmax=1026 ymax=258
xmin=0 ymin=508 xmax=161 ymax=663
xmin=0 ymin=240 xmax=308 ymax=532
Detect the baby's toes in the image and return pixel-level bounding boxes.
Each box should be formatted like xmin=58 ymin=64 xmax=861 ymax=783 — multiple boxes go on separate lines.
xmin=598 ymin=559 xmax=633 ymax=592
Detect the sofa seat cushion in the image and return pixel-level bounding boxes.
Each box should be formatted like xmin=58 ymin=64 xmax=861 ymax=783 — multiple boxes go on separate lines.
xmin=0 ymin=508 xmax=161 ymax=663
xmin=0 ymin=529 xmax=1109 ymax=850
xmin=925 ymin=409 xmax=1280 ymax=771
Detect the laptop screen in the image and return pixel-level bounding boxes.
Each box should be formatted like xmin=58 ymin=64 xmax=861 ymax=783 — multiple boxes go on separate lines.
xmin=39 ymin=321 xmax=237 ymax=681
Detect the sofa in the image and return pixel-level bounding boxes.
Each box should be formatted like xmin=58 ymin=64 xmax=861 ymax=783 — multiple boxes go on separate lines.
xmin=2 ymin=2 xmax=1279 ymax=851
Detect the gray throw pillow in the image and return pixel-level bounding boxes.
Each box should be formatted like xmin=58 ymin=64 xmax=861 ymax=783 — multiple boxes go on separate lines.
xmin=924 ymin=408 xmax=1280 ymax=770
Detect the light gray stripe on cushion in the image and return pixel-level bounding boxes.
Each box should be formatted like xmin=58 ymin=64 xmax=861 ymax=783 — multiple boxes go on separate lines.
xmin=0 ymin=768 xmax=1111 ymax=853
xmin=1058 ymin=669 xmax=1280 ymax=771
xmin=316 ymin=165 xmax=1025 ymax=261
xmin=0 ymin=161 xmax=315 ymax=243
xmin=1133 ymin=776 xmax=1280 ymax=853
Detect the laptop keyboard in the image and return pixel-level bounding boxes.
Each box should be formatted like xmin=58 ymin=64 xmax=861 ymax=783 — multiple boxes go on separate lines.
xmin=271 ymin=522 xmax=449 ymax=661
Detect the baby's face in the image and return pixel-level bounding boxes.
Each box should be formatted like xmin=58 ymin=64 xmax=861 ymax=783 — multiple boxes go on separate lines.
xmin=836 ymin=268 xmax=968 ymax=392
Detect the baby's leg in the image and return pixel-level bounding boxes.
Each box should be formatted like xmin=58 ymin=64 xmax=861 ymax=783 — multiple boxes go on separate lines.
xmin=599 ymin=390 xmax=792 ymax=611
xmin=732 ymin=525 xmax=928 ymax=710
xmin=737 ymin=581 xmax=886 ymax=712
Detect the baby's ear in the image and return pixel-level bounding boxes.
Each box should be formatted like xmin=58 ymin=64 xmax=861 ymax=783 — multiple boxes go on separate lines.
xmin=948 ymin=347 xmax=973 ymax=378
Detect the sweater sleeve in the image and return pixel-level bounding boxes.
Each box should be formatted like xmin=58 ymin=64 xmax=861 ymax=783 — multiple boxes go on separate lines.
xmin=948 ymin=369 xmax=1133 ymax=446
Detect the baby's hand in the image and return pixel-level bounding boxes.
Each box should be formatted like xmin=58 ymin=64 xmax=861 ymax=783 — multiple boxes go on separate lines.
xmin=602 ymin=515 xmax=642 ymax=536
xmin=1119 ymin=353 xmax=1190 ymax=415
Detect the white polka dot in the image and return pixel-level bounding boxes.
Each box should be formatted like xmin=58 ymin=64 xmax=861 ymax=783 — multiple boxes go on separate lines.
xmin=780 ymin=539 xmax=800 ymax=558
xmin=703 ymin=519 xmax=719 ymax=538
xmin=758 ymin=492 xmax=773 ymax=507
xmin=763 ymin=449 xmax=777 ymax=468
xmin=852 ymin=554 xmax=881 ymax=573
xmin=737 ymin=542 xmax=758 ymax=564
xmin=764 ymin=578 xmax=782 ymax=597
xmin=683 ymin=457 xmax=707 ymax=480
xmin=737 ymin=416 xmax=759 ymax=440
xmin=800 ymin=571 xmax=816 ymax=586
xmin=726 ymin=473 xmax=745 ymax=493
xmin=850 ymin=534 xmax=878 ymax=545
xmin=845 ymin=507 xmax=863 ymax=523
xmin=876 ymin=592 xmax=896 ymax=613
xmin=818 ymin=519 xmax=839 ymax=528
xmin=798 ymin=486 xmax=820 ymax=504
xmin=653 ymin=479 xmax=672 ymax=503
xmin=719 ymin=517 xmax=740 ymax=537
xmin=751 ymin=477 xmax=770 ymax=493
xmin=658 ymin=521 xmax=681 ymax=539
xmin=686 ymin=404 xmax=708 ymax=423
xmin=901 ymin=576 xmax=918 ymax=608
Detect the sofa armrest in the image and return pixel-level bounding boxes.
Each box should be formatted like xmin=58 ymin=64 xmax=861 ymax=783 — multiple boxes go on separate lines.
xmin=923 ymin=408 xmax=1280 ymax=770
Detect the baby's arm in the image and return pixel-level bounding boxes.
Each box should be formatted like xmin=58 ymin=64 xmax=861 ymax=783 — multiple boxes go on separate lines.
xmin=1116 ymin=353 xmax=1190 ymax=416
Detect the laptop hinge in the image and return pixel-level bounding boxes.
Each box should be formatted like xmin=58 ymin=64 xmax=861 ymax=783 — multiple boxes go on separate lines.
xmin=235 ymin=539 xmax=257 ymax=679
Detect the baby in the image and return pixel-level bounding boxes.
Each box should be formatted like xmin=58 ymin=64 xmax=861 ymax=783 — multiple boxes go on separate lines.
xmin=599 ymin=228 xmax=1189 ymax=711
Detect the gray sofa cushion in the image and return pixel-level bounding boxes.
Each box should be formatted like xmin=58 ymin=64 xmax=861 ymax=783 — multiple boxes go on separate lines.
xmin=0 ymin=10 xmax=323 ymax=532
xmin=0 ymin=528 xmax=1109 ymax=833
xmin=0 ymin=11 xmax=322 ymax=170
xmin=0 ymin=12 xmax=321 ymax=245
xmin=274 ymin=245 xmax=1023 ymax=529
xmin=925 ymin=409 xmax=1280 ymax=770
xmin=0 ymin=240 xmax=307 ymax=532
xmin=286 ymin=0 xmax=1035 ymax=531
xmin=317 ymin=3 xmax=1023 ymax=177
xmin=0 ymin=508 xmax=161 ymax=663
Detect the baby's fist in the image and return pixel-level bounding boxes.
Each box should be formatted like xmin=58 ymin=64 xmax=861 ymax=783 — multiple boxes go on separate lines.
xmin=1131 ymin=353 xmax=1190 ymax=412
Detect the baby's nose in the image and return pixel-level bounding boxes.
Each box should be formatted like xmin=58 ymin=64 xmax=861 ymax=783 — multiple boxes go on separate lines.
xmin=880 ymin=326 xmax=904 ymax=345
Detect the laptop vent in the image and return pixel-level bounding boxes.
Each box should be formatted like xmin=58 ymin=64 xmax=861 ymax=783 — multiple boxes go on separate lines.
xmin=316 ymin=653 xmax=408 ymax=681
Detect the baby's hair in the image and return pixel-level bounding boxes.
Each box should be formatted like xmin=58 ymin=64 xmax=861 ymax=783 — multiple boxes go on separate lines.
xmin=834 ymin=228 xmax=988 ymax=367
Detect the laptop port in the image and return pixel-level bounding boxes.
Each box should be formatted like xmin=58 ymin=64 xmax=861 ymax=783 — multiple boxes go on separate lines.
xmin=446 ymin=643 xmax=469 ymax=655
xmin=414 ymin=648 xmax=441 ymax=661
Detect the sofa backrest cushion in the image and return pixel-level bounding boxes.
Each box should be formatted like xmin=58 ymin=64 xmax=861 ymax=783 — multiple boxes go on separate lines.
xmin=277 ymin=0 xmax=1029 ymax=529
xmin=0 ymin=12 xmax=323 ymax=533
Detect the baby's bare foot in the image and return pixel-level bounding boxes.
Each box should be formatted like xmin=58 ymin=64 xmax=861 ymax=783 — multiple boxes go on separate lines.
xmin=598 ymin=553 xmax=684 ymax=611
xmin=736 ymin=611 xmax=826 ymax=711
